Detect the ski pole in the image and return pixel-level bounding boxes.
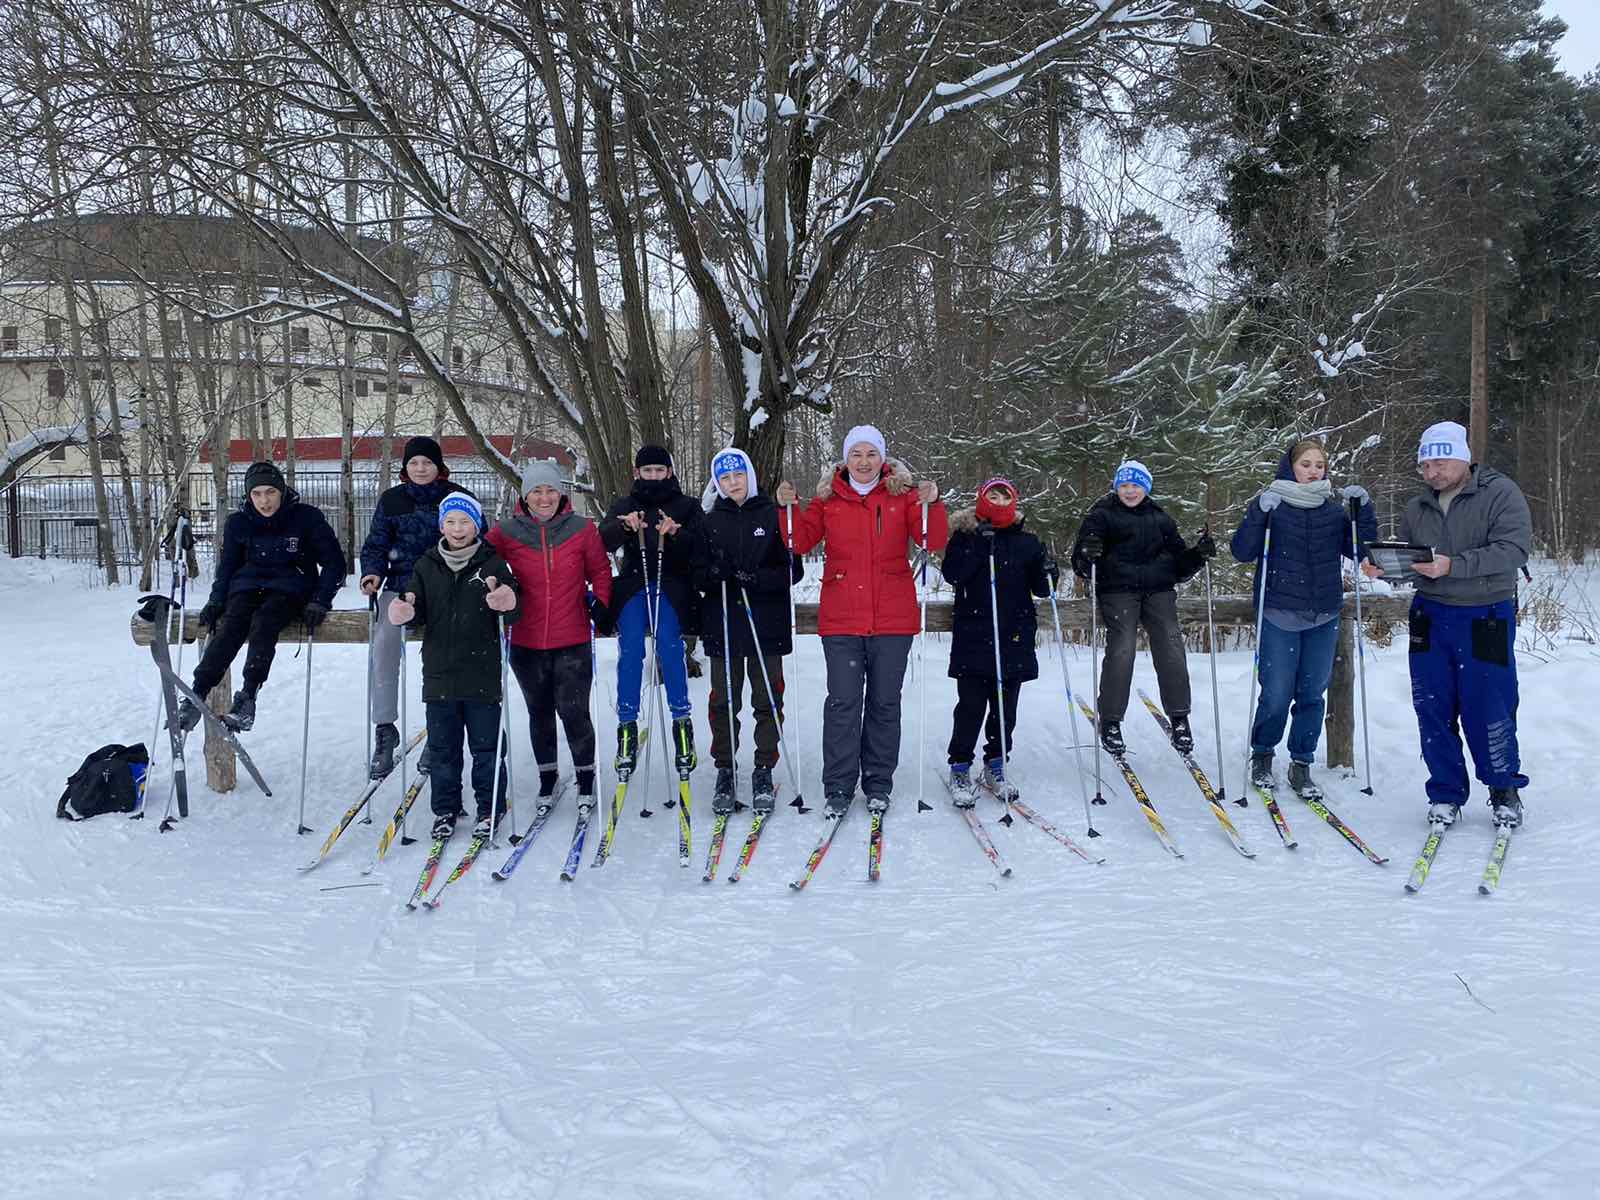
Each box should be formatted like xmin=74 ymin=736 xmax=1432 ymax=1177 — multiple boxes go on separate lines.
xmin=296 ymin=630 xmax=314 ymax=835
xmin=1047 ymin=581 xmax=1097 ymax=837
xmin=784 ymin=502 xmax=807 ymax=806
xmin=1203 ymin=553 xmax=1227 ymax=804
xmin=1245 ymin=521 xmax=1273 ymax=792
xmin=720 ymin=578 xmax=740 ymax=809
xmin=917 ymin=498 xmax=931 ymax=813
xmin=986 ymin=537 xmax=1012 ymax=807
xmin=172 ymin=529 xmax=190 ymax=821
xmin=1089 ymin=561 xmax=1105 ymax=806
xmin=738 ymin=584 xmax=804 ymax=809
xmin=1349 ymin=500 xmax=1374 ymax=796
xmin=150 ymin=530 xmax=183 ymax=824
xmin=362 ymin=591 xmax=377 ymax=822
xmin=399 ymin=611 xmax=412 ymax=844
xmin=487 ymin=615 xmax=510 ymax=847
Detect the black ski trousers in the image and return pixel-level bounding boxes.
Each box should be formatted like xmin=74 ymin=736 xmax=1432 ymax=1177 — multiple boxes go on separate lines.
xmin=509 ymin=644 xmax=595 ymax=791
xmin=946 ymin=675 xmax=1022 ymax=767
xmin=425 ymin=698 xmax=507 ymax=820
xmin=192 ymin=588 xmax=304 ymax=696
xmin=708 ymin=655 xmax=784 ymax=769
xmin=1096 ymin=588 xmax=1191 ymax=722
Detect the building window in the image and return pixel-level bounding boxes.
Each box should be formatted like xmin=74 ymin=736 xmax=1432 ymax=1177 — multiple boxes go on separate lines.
xmin=47 ymin=368 xmax=66 ymax=398
xmin=49 ymin=444 xmax=67 ymax=462
xmin=44 ymin=317 xmax=62 ymax=346
xmin=505 ymin=354 xmax=516 ymax=376
xmin=163 ymin=320 xmax=183 ymax=348
xmin=90 ymin=368 xmax=104 ymax=381
xmin=291 ymin=326 xmax=310 ymax=353
xmin=1 ymin=325 xmax=16 ymax=352
xmin=371 ymin=333 xmax=387 ymax=356
xmin=89 ymin=318 xmax=109 ymax=344
xmin=354 ymin=378 xmax=368 ymax=397
xmin=451 ymin=346 xmax=464 ymax=368
xmin=373 ymin=380 xmax=386 ymax=394
xmin=272 ymin=374 xmax=287 ymax=386
xmin=100 ymin=439 xmax=120 ymax=460
xmin=398 ymin=383 xmax=413 ymax=395
xmin=399 ymin=342 xmax=415 ymax=361
xmin=303 ymin=376 xmax=322 ymax=388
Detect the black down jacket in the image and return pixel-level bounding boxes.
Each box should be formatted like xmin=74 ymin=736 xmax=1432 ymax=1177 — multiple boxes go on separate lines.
xmin=941 ymin=509 xmax=1052 ymax=682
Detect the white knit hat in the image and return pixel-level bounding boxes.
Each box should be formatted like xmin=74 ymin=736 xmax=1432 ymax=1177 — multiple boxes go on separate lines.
xmin=1417 ymin=421 xmax=1470 ymax=463
xmin=841 ymin=424 xmax=886 ymax=463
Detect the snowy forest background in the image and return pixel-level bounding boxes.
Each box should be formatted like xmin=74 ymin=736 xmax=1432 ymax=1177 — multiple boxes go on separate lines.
xmin=3 ymin=0 xmax=1600 ymax=585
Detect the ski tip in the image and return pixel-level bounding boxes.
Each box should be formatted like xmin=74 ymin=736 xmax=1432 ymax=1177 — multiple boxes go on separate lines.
xmin=491 ymin=871 xmax=509 ymax=882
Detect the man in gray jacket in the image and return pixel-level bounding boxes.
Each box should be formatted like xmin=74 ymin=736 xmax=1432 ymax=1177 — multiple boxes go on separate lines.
xmin=1394 ymin=420 xmax=1531 ymax=830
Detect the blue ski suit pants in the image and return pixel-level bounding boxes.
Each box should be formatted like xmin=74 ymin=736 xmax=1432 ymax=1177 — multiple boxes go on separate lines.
xmin=615 ymin=590 xmax=691 ymax=723
xmin=1408 ymin=595 xmax=1528 ymax=807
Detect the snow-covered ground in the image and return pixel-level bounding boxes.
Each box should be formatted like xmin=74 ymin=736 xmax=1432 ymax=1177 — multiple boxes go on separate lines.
xmin=5 ymin=557 xmax=1599 ymax=1199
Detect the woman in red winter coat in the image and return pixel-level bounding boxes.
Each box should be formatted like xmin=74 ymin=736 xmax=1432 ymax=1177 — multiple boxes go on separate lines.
xmin=487 ymin=459 xmax=613 ymax=813
xmin=775 ymin=424 xmax=947 ymax=817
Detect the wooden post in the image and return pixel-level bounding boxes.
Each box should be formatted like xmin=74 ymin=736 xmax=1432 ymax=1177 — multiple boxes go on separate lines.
xmin=1325 ymin=614 xmax=1355 ymax=770
xmin=204 ymin=666 xmax=237 ymax=793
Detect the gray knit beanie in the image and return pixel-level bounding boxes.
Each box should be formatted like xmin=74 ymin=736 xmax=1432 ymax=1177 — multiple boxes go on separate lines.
xmin=519 ymin=458 xmax=570 ymax=497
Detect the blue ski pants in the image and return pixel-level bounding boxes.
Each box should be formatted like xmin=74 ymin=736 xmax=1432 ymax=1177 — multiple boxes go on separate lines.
xmin=615 ymin=590 xmax=691 ymax=723
xmin=1408 ymin=595 xmax=1528 ymax=806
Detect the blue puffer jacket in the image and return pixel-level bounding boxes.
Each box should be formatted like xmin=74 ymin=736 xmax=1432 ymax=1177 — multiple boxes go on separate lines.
xmin=1230 ymin=452 xmax=1377 ymax=616
xmin=208 ymin=490 xmax=345 ymax=608
xmin=359 ymin=477 xmax=470 ymax=593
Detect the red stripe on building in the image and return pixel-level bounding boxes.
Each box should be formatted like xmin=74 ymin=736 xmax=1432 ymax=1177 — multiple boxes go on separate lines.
xmin=201 ymin=435 xmax=574 ymax=466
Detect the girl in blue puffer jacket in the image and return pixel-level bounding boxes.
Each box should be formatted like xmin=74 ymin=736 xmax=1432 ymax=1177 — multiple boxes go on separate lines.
xmin=1231 ymin=437 xmax=1377 ymax=800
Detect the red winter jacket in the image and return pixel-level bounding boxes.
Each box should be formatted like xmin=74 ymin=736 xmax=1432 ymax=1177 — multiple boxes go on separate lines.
xmin=487 ymin=499 xmax=613 ymax=651
xmin=781 ymin=459 xmax=948 ymax=637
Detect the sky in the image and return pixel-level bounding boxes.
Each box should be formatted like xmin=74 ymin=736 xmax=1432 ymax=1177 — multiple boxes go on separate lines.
xmin=1546 ymin=0 xmax=1600 ymax=78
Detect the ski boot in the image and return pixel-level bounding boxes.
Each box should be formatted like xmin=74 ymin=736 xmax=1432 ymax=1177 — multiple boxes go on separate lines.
xmin=472 ymin=814 xmax=494 ymax=839
xmin=614 ymin=720 xmax=640 ymax=776
xmin=823 ymin=791 xmax=853 ymax=820
xmin=1249 ymin=751 xmax=1274 ymax=790
xmin=169 ymin=697 xmax=204 ymax=734
xmin=981 ymin=756 xmax=1019 ymax=803
xmin=538 ymin=769 xmax=560 ymax=799
xmin=370 ymin=723 xmax=399 ymax=779
xmin=1099 ymin=719 xmax=1126 ymax=756
xmin=221 ymin=687 xmax=257 ymax=732
xmin=1168 ymin=714 xmax=1194 ymax=755
xmin=672 ymin=717 xmax=697 ymax=773
xmin=1427 ymin=802 xmax=1460 ymax=828
xmin=1287 ymin=760 xmax=1323 ymax=802
xmin=1489 ymin=787 xmax=1523 ymax=829
xmin=865 ymin=794 xmax=890 ymax=815
xmin=430 ymin=813 xmax=457 ymax=840
xmin=712 ymin=767 xmax=737 ymax=816
xmin=947 ymin=764 xmax=978 ymax=809
xmin=751 ymin=766 xmax=776 ymax=815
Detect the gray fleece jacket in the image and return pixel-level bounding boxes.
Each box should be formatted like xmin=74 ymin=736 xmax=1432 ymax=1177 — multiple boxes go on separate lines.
xmin=1400 ymin=465 xmax=1531 ymax=606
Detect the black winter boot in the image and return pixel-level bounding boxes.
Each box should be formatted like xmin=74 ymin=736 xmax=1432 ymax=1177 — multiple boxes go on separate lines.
xmin=751 ymin=766 xmax=776 ymax=815
xmin=1250 ymin=752 xmax=1274 ymax=790
xmin=1287 ymin=760 xmax=1323 ymax=802
xmin=221 ymin=687 xmax=257 ymax=732
xmin=1099 ymin=719 xmax=1126 ymax=756
xmin=370 ymin=723 xmax=399 ymax=780
xmin=1489 ymin=787 xmax=1523 ymax=828
xmin=712 ymin=768 xmax=737 ymax=815
xmin=1168 ymin=715 xmax=1194 ymax=755
xmin=170 ymin=697 xmax=204 ymax=734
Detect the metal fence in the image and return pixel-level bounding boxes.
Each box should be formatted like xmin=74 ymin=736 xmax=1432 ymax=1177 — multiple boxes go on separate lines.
xmin=3 ymin=467 xmax=515 ymax=570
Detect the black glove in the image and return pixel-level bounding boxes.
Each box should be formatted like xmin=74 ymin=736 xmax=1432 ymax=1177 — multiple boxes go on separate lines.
xmin=734 ymin=568 xmax=758 ymax=588
xmin=196 ymin=601 xmax=225 ymax=630
xmin=1080 ymin=534 xmax=1105 ymax=562
xmin=976 ymin=518 xmax=996 ymax=539
xmin=1040 ymin=556 xmax=1059 ymax=584
xmin=705 ymin=550 xmax=733 ymax=583
xmin=1195 ymin=531 xmax=1217 ymax=560
xmin=587 ymin=594 xmax=615 ymax=636
xmin=302 ymin=601 xmax=330 ymax=632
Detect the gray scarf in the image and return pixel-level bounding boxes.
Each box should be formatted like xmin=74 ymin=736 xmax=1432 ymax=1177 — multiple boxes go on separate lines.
xmin=1265 ymin=478 xmax=1333 ymax=510
xmin=438 ymin=537 xmax=477 ymax=574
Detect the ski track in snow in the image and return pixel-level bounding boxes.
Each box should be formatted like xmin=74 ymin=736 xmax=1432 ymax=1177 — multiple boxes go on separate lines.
xmin=4 ymin=569 xmax=1599 ymax=1199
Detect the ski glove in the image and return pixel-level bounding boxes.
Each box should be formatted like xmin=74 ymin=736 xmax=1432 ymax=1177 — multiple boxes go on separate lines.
xmin=196 ymin=601 xmax=225 ymax=630
xmin=302 ymin=601 xmax=330 ymax=632
xmin=1194 ymin=531 xmax=1217 ymax=559
xmin=1080 ymin=534 xmax=1105 ymax=561
xmin=734 ymin=568 xmax=758 ymax=586
xmin=1339 ymin=485 xmax=1370 ymax=506
xmin=705 ymin=550 xmax=734 ymax=583
xmin=1257 ymin=492 xmax=1283 ymax=513
xmin=1040 ymin=557 xmax=1059 ymax=583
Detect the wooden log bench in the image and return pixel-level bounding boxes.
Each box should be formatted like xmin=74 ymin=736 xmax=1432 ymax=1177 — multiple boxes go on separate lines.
xmin=132 ymin=594 xmax=1413 ymax=791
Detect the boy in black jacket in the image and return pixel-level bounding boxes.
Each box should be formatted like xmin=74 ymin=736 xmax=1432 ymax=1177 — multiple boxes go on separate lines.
xmin=174 ymin=460 xmax=344 ymax=734
xmin=387 ymin=493 xmax=521 ymax=840
xmin=598 ymin=444 xmax=704 ymax=777
xmin=1070 ymin=460 xmax=1214 ymax=755
xmin=940 ymin=479 xmax=1054 ymax=806
xmin=694 ymin=448 xmax=804 ymax=814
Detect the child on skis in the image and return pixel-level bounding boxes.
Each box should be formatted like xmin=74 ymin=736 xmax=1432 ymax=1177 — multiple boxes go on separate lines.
xmin=774 ymin=424 xmax=947 ymax=817
xmin=173 ymin=460 xmax=343 ymax=734
xmin=487 ymin=459 xmax=612 ymax=817
xmin=387 ymin=493 xmax=520 ymax=840
xmin=940 ymin=479 xmax=1056 ymax=807
xmin=694 ymin=448 xmax=804 ymax=816
xmin=357 ymin=435 xmax=474 ymax=779
xmin=1070 ymin=460 xmax=1214 ymax=757
xmin=598 ymin=445 xmax=704 ymax=779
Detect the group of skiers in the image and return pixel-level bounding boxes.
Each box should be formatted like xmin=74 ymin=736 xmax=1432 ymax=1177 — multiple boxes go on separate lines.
xmin=167 ymin=416 xmax=1532 ymax=845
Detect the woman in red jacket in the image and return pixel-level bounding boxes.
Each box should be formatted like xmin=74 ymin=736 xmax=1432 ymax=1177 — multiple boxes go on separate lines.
xmin=775 ymin=425 xmax=947 ymax=817
xmin=487 ymin=459 xmax=613 ymax=814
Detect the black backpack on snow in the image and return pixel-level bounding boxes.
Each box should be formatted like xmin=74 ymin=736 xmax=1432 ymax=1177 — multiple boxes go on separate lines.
xmin=57 ymin=744 xmax=149 ymax=821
